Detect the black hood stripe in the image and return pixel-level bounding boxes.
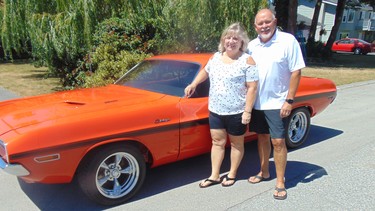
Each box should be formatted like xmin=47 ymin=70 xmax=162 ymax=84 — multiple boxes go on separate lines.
xmin=10 ymin=118 xmax=209 ymax=160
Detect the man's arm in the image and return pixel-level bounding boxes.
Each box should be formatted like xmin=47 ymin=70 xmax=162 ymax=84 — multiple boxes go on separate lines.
xmin=281 ymin=69 xmax=301 ymax=118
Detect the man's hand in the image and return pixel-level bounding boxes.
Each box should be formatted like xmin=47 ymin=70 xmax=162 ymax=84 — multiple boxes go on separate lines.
xmin=280 ymin=102 xmax=292 ymax=118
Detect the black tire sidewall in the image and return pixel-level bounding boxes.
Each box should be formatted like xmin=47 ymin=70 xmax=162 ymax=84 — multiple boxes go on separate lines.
xmin=285 ymin=107 xmax=311 ymax=148
xmin=77 ymin=144 xmax=146 ymax=206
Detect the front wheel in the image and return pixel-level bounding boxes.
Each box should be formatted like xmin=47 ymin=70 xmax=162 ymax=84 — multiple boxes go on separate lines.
xmin=354 ymin=48 xmax=361 ymax=55
xmin=77 ymin=144 xmax=146 ymax=206
xmin=285 ymin=107 xmax=311 ymax=148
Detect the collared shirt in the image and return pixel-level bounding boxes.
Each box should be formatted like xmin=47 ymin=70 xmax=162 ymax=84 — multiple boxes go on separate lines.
xmin=247 ymin=30 xmax=305 ymax=110
xmin=205 ymin=52 xmax=258 ymax=115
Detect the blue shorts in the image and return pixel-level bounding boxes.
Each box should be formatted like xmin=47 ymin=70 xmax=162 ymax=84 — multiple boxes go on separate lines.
xmin=249 ymin=109 xmax=287 ymax=139
xmin=209 ymin=112 xmax=246 ymax=136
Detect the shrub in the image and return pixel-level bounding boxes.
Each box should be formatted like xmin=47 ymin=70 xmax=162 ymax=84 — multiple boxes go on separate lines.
xmin=84 ymin=46 xmax=149 ymax=88
xmin=306 ymin=40 xmax=326 ymax=58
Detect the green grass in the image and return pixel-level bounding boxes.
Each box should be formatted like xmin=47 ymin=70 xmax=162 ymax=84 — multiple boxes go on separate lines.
xmin=0 ymin=53 xmax=374 ymax=97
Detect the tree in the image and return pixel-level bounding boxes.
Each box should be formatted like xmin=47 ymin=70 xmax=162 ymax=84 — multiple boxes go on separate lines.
xmin=323 ymin=0 xmax=347 ymax=57
xmin=361 ymin=0 xmax=375 ymax=9
xmin=287 ymin=0 xmax=298 ymax=35
xmin=308 ymin=0 xmax=323 ymax=44
xmin=273 ymin=0 xmax=289 ymax=31
xmin=273 ymin=0 xmax=298 ymax=35
xmin=1 ymin=0 xmax=269 ymax=88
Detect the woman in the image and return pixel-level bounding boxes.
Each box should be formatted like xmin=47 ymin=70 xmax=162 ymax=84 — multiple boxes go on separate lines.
xmin=184 ymin=23 xmax=258 ymax=187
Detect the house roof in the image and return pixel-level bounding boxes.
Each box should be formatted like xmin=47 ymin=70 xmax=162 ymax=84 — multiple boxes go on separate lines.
xmin=323 ymin=0 xmax=337 ymax=6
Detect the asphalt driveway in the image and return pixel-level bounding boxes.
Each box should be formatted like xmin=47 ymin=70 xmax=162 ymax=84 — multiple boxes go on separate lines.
xmin=1 ymin=80 xmax=375 ymax=210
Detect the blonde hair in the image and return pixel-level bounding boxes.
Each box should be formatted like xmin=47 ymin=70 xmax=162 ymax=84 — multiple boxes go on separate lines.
xmin=218 ymin=22 xmax=249 ymax=53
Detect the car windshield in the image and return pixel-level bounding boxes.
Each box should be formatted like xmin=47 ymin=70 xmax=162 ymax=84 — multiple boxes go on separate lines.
xmin=358 ymin=39 xmax=370 ymax=44
xmin=115 ymin=60 xmax=201 ymax=97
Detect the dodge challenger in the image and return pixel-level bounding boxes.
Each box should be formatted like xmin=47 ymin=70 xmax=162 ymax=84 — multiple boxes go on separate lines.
xmin=0 ymin=54 xmax=337 ymax=205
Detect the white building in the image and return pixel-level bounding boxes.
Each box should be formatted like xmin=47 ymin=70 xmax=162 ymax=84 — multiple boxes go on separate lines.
xmin=297 ymin=0 xmax=375 ymax=42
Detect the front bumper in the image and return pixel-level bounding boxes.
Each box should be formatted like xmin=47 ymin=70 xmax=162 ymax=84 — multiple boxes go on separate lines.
xmin=0 ymin=158 xmax=30 ymax=176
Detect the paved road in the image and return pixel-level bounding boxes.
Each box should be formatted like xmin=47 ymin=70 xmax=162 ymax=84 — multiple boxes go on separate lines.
xmin=1 ymin=80 xmax=375 ymax=210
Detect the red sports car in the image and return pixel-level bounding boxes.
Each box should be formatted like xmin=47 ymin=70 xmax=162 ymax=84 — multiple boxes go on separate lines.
xmin=331 ymin=38 xmax=372 ymax=55
xmin=0 ymin=54 xmax=337 ymax=205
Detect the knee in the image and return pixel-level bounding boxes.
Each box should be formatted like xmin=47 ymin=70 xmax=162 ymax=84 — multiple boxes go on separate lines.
xmin=229 ymin=137 xmax=244 ymax=148
xmin=272 ymin=139 xmax=286 ymax=151
xmin=212 ymin=138 xmax=226 ymax=147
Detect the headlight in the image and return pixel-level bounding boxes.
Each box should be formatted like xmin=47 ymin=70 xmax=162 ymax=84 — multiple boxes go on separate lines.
xmin=0 ymin=140 xmax=9 ymax=163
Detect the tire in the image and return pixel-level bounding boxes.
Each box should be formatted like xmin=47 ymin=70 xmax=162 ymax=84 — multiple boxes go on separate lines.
xmin=77 ymin=144 xmax=146 ymax=206
xmin=354 ymin=48 xmax=361 ymax=55
xmin=285 ymin=107 xmax=311 ymax=148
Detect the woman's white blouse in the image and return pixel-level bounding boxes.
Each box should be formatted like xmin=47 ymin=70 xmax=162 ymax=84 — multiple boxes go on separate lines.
xmin=205 ymin=52 xmax=258 ymax=115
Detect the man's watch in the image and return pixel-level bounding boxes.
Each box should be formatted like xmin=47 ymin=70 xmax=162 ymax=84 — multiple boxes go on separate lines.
xmin=285 ymin=99 xmax=294 ymax=104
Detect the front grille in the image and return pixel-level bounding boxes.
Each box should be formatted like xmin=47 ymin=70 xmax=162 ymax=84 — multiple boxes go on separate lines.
xmin=0 ymin=140 xmax=8 ymax=163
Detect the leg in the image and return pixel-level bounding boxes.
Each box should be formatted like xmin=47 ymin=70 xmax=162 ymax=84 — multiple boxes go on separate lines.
xmin=221 ymin=134 xmax=244 ymax=186
xmin=271 ymin=138 xmax=287 ymax=199
xmin=248 ymin=133 xmax=271 ymax=183
xmin=199 ymin=129 xmax=227 ymax=187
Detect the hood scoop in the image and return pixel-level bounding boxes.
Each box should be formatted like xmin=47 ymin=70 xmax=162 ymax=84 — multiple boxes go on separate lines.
xmin=64 ymin=101 xmax=86 ymax=105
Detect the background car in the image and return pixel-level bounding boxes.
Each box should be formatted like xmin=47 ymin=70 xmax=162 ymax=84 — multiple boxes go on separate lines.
xmin=331 ymin=38 xmax=372 ymax=55
xmin=0 ymin=54 xmax=337 ymax=206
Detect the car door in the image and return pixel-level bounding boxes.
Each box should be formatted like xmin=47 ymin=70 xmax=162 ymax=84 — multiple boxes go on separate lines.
xmin=336 ymin=39 xmax=349 ymax=52
xmin=178 ymin=79 xmax=212 ymax=160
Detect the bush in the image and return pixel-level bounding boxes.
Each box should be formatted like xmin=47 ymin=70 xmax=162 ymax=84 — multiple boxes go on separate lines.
xmin=306 ymin=40 xmax=326 ymax=58
xmin=74 ymin=17 xmax=158 ymax=88
xmin=84 ymin=46 xmax=149 ymax=88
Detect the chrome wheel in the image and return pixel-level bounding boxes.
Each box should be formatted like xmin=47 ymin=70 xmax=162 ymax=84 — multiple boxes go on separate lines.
xmin=286 ymin=108 xmax=311 ymax=148
xmin=96 ymin=152 xmax=140 ymax=199
xmin=78 ymin=144 xmax=146 ymax=206
xmin=354 ymin=48 xmax=361 ymax=55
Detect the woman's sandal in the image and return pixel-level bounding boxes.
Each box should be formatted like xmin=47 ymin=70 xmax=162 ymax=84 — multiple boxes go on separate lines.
xmin=221 ymin=175 xmax=236 ymax=187
xmin=199 ymin=178 xmax=221 ymax=188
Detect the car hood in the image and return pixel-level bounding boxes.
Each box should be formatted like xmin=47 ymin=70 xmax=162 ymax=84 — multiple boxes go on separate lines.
xmin=0 ymin=85 xmax=165 ymax=134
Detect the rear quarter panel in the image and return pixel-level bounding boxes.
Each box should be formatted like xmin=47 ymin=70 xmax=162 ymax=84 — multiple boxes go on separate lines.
xmin=294 ymin=76 xmax=337 ymax=117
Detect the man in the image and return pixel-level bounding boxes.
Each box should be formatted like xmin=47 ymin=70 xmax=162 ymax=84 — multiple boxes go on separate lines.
xmin=247 ymin=9 xmax=305 ymax=200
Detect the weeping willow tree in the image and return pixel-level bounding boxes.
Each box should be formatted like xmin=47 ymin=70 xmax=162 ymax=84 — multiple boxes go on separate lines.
xmin=162 ymin=0 xmax=268 ymax=52
xmin=1 ymin=0 xmax=268 ymax=87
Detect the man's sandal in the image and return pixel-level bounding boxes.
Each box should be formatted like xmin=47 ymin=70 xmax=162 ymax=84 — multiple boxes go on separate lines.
xmin=273 ymin=187 xmax=287 ymax=200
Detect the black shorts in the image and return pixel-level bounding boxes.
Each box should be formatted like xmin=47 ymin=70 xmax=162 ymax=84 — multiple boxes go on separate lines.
xmin=209 ymin=111 xmax=246 ymax=136
xmin=249 ymin=109 xmax=287 ymax=139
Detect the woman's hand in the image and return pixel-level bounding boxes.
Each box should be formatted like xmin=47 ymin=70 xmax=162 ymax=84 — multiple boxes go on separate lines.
xmin=184 ymin=84 xmax=196 ymax=98
xmin=242 ymin=111 xmax=251 ymax=124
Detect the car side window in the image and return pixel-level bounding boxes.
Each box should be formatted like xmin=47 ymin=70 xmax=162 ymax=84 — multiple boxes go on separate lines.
xmin=117 ymin=60 xmax=201 ymax=97
xmin=190 ymin=78 xmax=210 ymax=98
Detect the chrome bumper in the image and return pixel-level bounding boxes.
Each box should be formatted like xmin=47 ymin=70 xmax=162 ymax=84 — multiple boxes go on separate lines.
xmin=0 ymin=158 xmax=30 ymax=176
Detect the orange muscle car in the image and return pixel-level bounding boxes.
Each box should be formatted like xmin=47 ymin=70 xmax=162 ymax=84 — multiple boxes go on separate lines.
xmin=0 ymin=54 xmax=336 ymax=205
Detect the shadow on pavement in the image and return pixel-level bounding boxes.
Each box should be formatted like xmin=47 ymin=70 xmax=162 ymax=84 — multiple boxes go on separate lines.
xmin=17 ymin=124 xmax=342 ymax=210
xmin=291 ymin=124 xmax=343 ymax=150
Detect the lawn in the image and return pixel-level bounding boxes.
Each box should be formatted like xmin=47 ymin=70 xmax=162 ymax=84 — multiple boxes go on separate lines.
xmin=0 ymin=53 xmax=374 ymax=97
